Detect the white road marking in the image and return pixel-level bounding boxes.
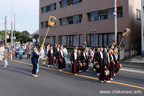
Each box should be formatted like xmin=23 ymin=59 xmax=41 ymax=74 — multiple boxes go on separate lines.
xmin=120 ymin=68 xmax=144 ymax=74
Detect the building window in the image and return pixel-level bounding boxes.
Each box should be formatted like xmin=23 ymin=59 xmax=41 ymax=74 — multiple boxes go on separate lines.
xmin=87 ymin=34 xmax=98 ymax=47
xmin=61 ymin=0 xmax=67 ymax=8
xmin=41 ymin=3 xmax=56 ymax=14
xmin=108 ymin=33 xmax=115 ymax=47
xmin=117 ymin=33 xmax=122 ymax=45
xmin=51 ymin=36 xmax=56 ymax=46
xmin=60 ymin=18 xmax=67 ymax=25
xmin=42 ymin=7 xmax=47 ymax=13
xmin=41 ymin=21 xmax=56 ymax=28
xmin=59 ymin=35 xmax=82 ymax=47
xmin=68 ymin=16 xmax=73 ymax=24
xmin=50 ymin=3 xmax=56 ymax=11
xmin=79 ymin=35 xmax=83 ymax=46
xmin=88 ymin=12 xmax=99 ymax=21
xmin=108 ymin=8 xmax=114 ymax=19
xmin=60 ymin=0 xmax=83 ymax=8
xmin=73 ymin=0 xmax=81 ymax=4
xmin=99 ymin=10 xmax=108 ymax=20
xmin=73 ymin=35 xmax=79 ymax=46
xmin=137 ymin=9 xmax=141 ymax=20
xmin=73 ymin=15 xmax=82 ymax=24
xmin=103 ymin=34 xmax=108 ymax=47
xmin=117 ymin=7 xmax=123 ymax=18
xmin=41 ymin=21 xmax=48 ymax=28
xmin=88 ymin=6 xmax=123 ymax=21
xmin=99 ymin=34 xmax=103 ymax=47
xmin=60 ymin=14 xmax=82 ymax=26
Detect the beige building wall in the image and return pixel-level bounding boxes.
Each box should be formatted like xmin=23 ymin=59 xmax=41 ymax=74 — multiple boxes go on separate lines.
xmin=141 ymin=0 xmax=144 ymax=54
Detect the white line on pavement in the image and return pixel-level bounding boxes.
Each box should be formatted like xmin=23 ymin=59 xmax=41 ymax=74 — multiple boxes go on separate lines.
xmin=120 ymin=68 xmax=144 ymax=74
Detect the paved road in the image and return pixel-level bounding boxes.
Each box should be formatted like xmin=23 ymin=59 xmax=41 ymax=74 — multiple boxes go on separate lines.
xmin=0 ymin=57 xmax=144 ymax=96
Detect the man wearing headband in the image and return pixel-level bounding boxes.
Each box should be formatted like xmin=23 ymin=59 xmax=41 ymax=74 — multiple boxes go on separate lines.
xmin=31 ymin=47 xmax=40 ymax=77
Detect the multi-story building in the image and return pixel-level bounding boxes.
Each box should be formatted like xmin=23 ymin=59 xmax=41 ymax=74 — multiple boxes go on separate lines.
xmin=141 ymin=0 xmax=144 ymax=55
xmin=39 ymin=0 xmax=141 ymax=60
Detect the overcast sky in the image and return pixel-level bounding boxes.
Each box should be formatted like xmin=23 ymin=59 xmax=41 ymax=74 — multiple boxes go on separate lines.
xmin=0 ymin=0 xmax=39 ymax=34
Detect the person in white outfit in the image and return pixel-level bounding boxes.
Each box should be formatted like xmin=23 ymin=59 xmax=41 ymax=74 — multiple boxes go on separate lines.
xmin=47 ymin=44 xmax=50 ymax=54
xmin=3 ymin=46 xmax=9 ymax=67
xmin=0 ymin=45 xmax=3 ymax=61
xmin=8 ymin=43 xmax=13 ymax=60
xmin=40 ymin=45 xmax=45 ymax=58
xmin=63 ymin=46 xmax=68 ymax=63
xmin=114 ymin=46 xmax=119 ymax=60
xmin=0 ymin=45 xmax=5 ymax=61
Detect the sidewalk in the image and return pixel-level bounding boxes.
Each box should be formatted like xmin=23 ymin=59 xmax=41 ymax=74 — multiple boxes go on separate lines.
xmin=123 ymin=55 xmax=144 ymax=63
xmin=121 ymin=55 xmax=144 ymax=70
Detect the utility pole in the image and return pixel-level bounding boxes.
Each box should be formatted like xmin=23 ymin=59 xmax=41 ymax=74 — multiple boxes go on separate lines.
xmin=114 ymin=0 xmax=118 ymax=45
xmin=5 ymin=16 xmax=7 ymax=44
xmin=14 ymin=14 xmax=16 ymax=44
xmin=11 ymin=21 xmax=13 ymax=45
xmin=11 ymin=0 xmax=13 ymax=45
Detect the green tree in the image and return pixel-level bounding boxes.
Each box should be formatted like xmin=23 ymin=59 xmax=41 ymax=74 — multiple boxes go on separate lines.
xmin=0 ymin=30 xmax=5 ymax=40
xmin=22 ymin=30 xmax=30 ymax=36
xmin=32 ymin=34 xmax=39 ymax=45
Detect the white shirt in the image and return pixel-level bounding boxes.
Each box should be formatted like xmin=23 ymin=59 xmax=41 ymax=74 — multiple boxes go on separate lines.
xmin=63 ymin=48 xmax=68 ymax=56
xmin=83 ymin=53 xmax=86 ymax=58
xmin=60 ymin=50 xmax=63 ymax=57
xmin=110 ymin=54 xmax=114 ymax=60
xmin=57 ymin=48 xmax=59 ymax=52
xmin=1 ymin=46 xmax=5 ymax=54
xmin=74 ymin=52 xmax=77 ymax=60
xmin=47 ymin=46 xmax=49 ymax=53
xmin=100 ymin=51 xmax=103 ymax=59
xmin=107 ymin=53 xmax=110 ymax=63
xmin=104 ymin=48 xmax=107 ymax=53
xmin=51 ymin=49 xmax=53 ymax=54
xmin=24 ymin=45 xmax=26 ymax=49
xmin=86 ymin=52 xmax=89 ymax=57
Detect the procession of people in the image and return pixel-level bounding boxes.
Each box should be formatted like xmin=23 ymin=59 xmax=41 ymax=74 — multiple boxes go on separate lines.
xmin=0 ymin=41 xmax=121 ymax=83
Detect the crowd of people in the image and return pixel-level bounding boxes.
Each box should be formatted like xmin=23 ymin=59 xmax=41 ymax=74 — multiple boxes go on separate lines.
xmin=0 ymin=43 xmax=13 ymax=67
xmin=31 ymin=43 xmax=121 ymax=84
xmin=0 ymin=41 xmax=121 ymax=83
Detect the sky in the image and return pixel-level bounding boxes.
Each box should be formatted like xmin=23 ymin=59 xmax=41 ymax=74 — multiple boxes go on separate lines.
xmin=0 ymin=0 xmax=39 ymax=34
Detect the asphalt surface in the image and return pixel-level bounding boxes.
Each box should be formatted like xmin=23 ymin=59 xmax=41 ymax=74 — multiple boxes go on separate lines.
xmin=0 ymin=56 xmax=144 ymax=96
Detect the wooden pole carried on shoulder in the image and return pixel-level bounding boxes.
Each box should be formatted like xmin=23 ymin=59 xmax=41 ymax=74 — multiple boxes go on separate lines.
xmin=41 ymin=16 xmax=56 ymax=46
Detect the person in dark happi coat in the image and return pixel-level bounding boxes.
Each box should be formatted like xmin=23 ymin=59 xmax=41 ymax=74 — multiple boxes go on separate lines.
xmin=93 ymin=49 xmax=98 ymax=71
xmin=70 ymin=48 xmax=79 ymax=75
xmin=96 ymin=48 xmax=101 ymax=75
xmin=99 ymin=49 xmax=111 ymax=83
xmin=77 ymin=50 xmax=83 ymax=72
xmin=113 ymin=49 xmax=119 ymax=76
xmin=48 ymin=46 xmax=54 ymax=68
xmin=55 ymin=44 xmax=60 ymax=65
xmin=109 ymin=49 xmax=115 ymax=81
xmin=58 ymin=47 xmax=66 ymax=71
xmin=99 ymin=48 xmax=104 ymax=74
xmin=80 ymin=50 xmax=88 ymax=72
xmin=31 ymin=47 xmax=40 ymax=78
xmin=85 ymin=48 xmax=90 ymax=71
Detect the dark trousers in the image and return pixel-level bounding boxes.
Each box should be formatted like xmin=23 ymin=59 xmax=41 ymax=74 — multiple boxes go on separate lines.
xmin=72 ymin=60 xmax=79 ymax=74
xmin=27 ymin=54 xmax=31 ymax=59
xmin=15 ymin=53 xmax=18 ymax=57
xmin=32 ymin=62 xmax=37 ymax=75
xmin=19 ymin=55 xmax=23 ymax=60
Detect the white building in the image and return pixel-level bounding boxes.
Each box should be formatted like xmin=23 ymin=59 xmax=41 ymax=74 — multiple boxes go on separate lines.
xmin=31 ymin=30 xmax=39 ymax=44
